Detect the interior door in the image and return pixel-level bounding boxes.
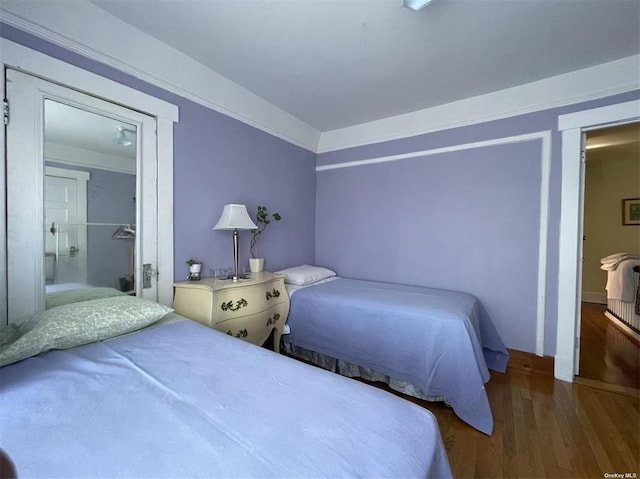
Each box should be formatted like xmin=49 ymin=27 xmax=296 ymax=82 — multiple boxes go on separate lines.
xmin=44 ymin=169 xmax=90 ymax=286
xmin=6 ymin=68 xmax=158 ymax=324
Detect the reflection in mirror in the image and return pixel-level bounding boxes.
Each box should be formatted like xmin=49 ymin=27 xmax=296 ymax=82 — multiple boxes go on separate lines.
xmin=44 ymin=100 xmax=137 ymax=294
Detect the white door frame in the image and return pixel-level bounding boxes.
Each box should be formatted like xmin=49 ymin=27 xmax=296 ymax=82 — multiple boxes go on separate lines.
xmin=8 ymin=68 xmax=159 ymax=321
xmin=1 ymin=38 xmax=179 ymax=325
xmin=555 ymin=99 xmax=640 ymax=382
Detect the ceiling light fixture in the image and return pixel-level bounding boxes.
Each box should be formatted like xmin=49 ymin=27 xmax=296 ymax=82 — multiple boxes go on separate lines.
xmin=402 ymin=0 xmax=434 ymax=10
xmin=114 ymin=126 xmax=135 ymax=146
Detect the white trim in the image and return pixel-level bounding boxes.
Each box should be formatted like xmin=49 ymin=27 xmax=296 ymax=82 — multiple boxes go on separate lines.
xmin=536 ymin=132 xmax=551 ymax=356
xmin=46 ymin=143 xmax=136 ymax=175
xmin=317 ymin=55 xmax=639 ymax=153
xmin=317 ymin=131 xmax=549 ymax=171
xmin=156 ymin=117 xmax=174 ymax=306
xmin=556 ymin=99 xmax=640 ymax=382
xmin=558 ymin=100 xmax=640 ymax=131
xmin=318 ymin=131 xmax=552 ymax=356
xmin=0 ymin=5 xmax=319 ymax=152
xmin=1 ymin=38 xmax=178 ymax=309
xmin=0 ymin=39 xmax=178 ymax=122
xmin=0 ymin=58 xmax=6 ymax=326
xmin=45 ymin=166 xmax=91 ymax=183
xmin=604 ymin=311 xmax=640 ymax=343
xmin=582 ymin=291 xmax=607 ymax=304
xmin=6 ymin=69 xmax=46 ymax=322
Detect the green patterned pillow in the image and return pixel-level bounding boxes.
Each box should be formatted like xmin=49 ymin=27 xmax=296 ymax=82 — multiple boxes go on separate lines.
xmin=45 ymin=287 xmax=127 ymax=309
xmin=0 ymin=296 xmax=173 ymax=367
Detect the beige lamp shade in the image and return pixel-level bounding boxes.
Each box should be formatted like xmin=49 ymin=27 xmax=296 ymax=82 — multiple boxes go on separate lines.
xmin=212 ymin=204 xmax=257 ymax=231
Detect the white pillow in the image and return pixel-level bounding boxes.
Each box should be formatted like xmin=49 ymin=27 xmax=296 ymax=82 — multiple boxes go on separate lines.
xmin=275 ymin=265 xmax=336 ymax=286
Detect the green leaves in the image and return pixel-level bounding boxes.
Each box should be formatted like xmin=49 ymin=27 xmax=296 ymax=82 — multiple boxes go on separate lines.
xmin=250 ymin=205 xmax=282 ymax=258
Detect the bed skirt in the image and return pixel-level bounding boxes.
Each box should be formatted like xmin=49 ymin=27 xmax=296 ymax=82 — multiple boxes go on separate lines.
xmin=281 ymin=340 xmax=446 ymax=404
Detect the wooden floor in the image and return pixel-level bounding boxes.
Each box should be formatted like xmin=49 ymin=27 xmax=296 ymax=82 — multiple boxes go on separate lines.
xmin=366 ymin=368 xmax=640 ymax=478
xmin=579 ymin=302 xmax=640 ymax=390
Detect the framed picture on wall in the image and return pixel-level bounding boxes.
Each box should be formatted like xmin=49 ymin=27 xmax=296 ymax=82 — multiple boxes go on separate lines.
xmin=622 ymin=198 xmax=640 ymax=225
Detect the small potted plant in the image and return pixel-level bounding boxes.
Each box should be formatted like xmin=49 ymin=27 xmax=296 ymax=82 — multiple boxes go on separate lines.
xmin=249 ymin=205 xmax=281 ymax=272
xmin=186 ymin=258 xmax=202 ymax=280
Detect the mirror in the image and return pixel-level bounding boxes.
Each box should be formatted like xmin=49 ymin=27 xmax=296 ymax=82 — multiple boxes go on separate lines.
xmin=44 ymin=100 xmax=137 ymax=294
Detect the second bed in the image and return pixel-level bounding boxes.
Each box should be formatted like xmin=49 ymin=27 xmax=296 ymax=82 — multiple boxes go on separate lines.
xmin=279 ymin=268 xmax=509 ymax=435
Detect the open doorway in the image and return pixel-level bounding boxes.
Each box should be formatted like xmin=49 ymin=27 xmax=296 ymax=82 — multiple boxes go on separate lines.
xmin=579 ymin=122 xmax=640 ymax=390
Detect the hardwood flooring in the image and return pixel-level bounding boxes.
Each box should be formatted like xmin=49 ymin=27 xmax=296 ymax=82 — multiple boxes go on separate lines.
xmin=579 ymin=302 xmax=640 ymax=390
xmin=365 ymin=368 xmax=640 ymax=478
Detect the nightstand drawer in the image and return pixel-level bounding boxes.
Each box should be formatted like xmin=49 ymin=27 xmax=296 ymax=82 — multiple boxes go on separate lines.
xmin=215 ymin=303 xmax=287 ymax=347
xmin=215 ymin=281 xmax=286 ymax=322
xmin=173 ymin=272 xmax=289 ymax=353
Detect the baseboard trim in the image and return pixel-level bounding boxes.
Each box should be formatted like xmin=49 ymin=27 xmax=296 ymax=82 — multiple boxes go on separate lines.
xmin=581 ymin=291 xmax=607 ymax=304
xmin=507 ymin=348 xmax=555 ymax=377
xmin=604 ymin=311 xmax=640 ymax=346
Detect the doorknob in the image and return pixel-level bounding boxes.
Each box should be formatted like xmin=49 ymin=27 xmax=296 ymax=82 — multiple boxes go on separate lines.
xmin=69 ymin=246 xmax=78 ymax=257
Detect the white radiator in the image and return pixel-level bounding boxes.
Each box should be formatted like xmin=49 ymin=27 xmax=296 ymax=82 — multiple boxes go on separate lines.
xmin=606 ymin=299 xmax=640 ymax=332
xmin=606 ymin=267 xmax=640 ymax=333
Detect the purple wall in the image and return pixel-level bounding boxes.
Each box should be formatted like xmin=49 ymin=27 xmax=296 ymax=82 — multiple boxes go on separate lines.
xmin=317 ymin=90 xmax=639 ymax=355
xmin=2 ymin=24 xmax=317 ymax=282
xmin=173 ymin=101 xmax=316 ymax=278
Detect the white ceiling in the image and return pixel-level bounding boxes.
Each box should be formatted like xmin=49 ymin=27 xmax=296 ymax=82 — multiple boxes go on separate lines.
xmin=87 ymin=0 xmax=640 ymax=132
xmin=45 ymin=100 xmax=136 ymax=160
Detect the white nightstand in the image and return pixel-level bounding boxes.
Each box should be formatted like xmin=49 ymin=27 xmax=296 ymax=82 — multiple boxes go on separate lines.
xmin=172 ymin=272 xmax=289 ymax=352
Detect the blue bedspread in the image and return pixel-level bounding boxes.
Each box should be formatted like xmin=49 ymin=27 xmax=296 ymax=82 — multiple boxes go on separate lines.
xmin=0 ymin=319 xmax=452 ymax=478
xmin=285 ymin=278 xmax=509 ymax=435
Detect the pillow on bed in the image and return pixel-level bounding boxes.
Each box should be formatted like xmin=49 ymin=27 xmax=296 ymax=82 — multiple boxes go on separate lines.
xmin=46 ymin=287 xmax=127 ymax=309
xmin=275 ymin=264 xmax=336 ymax=285
xmin=0 ymin=296 xmax=173 ymax=367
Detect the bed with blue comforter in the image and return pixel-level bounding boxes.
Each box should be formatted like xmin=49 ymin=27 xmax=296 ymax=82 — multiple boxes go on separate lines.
xmin=282 ymin=278 xmax=509 ymax=435
xmin=0 ymin=292 xmax=452 ymax=478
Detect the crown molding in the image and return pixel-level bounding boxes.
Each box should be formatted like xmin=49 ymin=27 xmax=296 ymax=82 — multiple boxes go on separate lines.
xmin=317 ymin=55 xmax=640 ymax=153
xmin=46 ymin=142 xmax=136 ymax=175
xmin=0 ymin=3 xmax=320 ymax=152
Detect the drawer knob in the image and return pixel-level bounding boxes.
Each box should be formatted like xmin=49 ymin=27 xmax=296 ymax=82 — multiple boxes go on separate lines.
xmin=226 ymin=328 xmax=248 ymax=338
xmin=265 ymin=289 xmax=281 ymax=300
xmin=221 ymin=298 xmax=248 ymax=311
xmin=266 ymin=312 xmax=281 ymax=326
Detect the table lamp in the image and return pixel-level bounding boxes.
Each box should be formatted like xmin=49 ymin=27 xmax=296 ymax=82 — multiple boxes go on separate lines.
xmin=212 ymin=204 xmax=257 ymax=282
